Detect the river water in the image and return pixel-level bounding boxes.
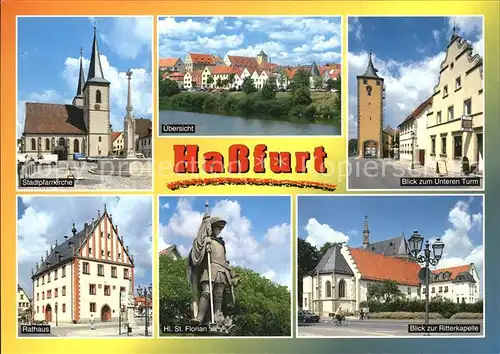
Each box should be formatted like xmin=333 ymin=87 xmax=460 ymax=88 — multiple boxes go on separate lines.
xmin=159 ymin=110 xmax=341 ymax=136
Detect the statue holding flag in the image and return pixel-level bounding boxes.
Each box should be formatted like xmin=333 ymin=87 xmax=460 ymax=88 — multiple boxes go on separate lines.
xmin=187 ymin=201 xmax=240 ymax=332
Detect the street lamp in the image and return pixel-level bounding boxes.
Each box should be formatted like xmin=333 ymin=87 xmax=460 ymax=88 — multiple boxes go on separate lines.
xmin=55 ymin=301 xmax=58 ymax=327
xmin=137 ymin=284 xmax=153 ymax=337
xmin=411 ymin=131 xmax=416 ymax=169
xmin=408 ymin=231 xmax=445 ymax=329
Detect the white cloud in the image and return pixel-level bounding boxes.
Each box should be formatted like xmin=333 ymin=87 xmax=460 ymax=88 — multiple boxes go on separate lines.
xmin=348 ymin=17 xmax=363 ymax=41
xmin=158 ymin=17 xmax=217 ymax=37
xmin=447 ymin=16 xmax=483 ymax=37
xmin=159 ymin=198 xmax=292 ymax=289
xmin=62 ymin=54 xmax=152 ymax=131
xmin=17 ymin=196 xmax=153 ymax=292
xmin=303 ymin=218 xmax=349 ymax=248
xmin=179 ymin=34 xmax=245 ymax=52
xmin=161 ymin=203 xmax=170 ymax=209
xmin=98 ymin=17 xmax=152 ymax=60
xmin=158 ymin=17 xmax=341 ymax=66
xmin=432 ymin=30 xmax=440 ymax=45
xmin=430 ymin=199 xmax=484 ymax=295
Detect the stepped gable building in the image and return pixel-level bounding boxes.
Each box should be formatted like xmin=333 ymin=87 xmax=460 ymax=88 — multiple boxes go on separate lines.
xmin=22 ymin=26 xmax=111 ymax=159
xmin=357 ymin=52 xmax=385 ymax=158
xmin=31 ymin=205 xmax=135 ymax=324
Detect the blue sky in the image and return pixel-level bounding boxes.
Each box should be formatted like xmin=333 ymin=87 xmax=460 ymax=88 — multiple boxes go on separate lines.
xmin=347 ymin=16 xmax=483 ymax=138
xmin=298 ymin=195 xmax=483 ymax=274
xmin=17 ymin=16 xmax=153 ymax=137
xmin=158 ymin=17 xmax=341 ymax=66
xmin=159 ymin=196 xmax=292 ymax=288
xmin=17 ymin=196 xmax=153 ymax=296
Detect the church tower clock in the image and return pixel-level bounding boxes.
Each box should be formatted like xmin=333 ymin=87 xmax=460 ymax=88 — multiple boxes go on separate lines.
xmin=83 ymin=26 xmax=111 ymax=156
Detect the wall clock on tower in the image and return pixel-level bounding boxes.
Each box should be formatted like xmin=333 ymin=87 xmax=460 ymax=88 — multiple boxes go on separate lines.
xmin=94 ymin=104 xmax=100 ymax=110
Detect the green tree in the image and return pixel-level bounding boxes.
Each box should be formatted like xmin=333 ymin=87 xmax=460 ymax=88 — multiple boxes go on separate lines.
xmin=313 ymin=76 xmax=323 ymax=89
xmin=207 ymin=76 xmax=214 ymax=88
xmin=348 ymin=139 xmax=358 ymax=156
xmin=159 ymin=255 xmax=291 ymax=336
xmin=332 ymin=75 xmax=341 ymax=91
xmin=159 ymin=78 xmax=181 ymax=97
xmin=292 ymin=86 xmax=312 ymax=106
xmin=216 ymin=78 xmax=223 ymax=88
xmin=297 ymin=238 xmax=320 ymax=307
xmin=325 ymin=78 xmax=336 ymax=91
xmin=261 ymin=80 xmax=277 ymax=100
xmin=159 ymin=256 xmax=193 ymax=325
xmin=291 ymin=68 xmax=311 ymax=90
xmin=242 ymin=77 xmax=257 ymax=94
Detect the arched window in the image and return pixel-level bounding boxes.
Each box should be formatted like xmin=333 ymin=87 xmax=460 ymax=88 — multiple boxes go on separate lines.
xmin=325 ymin=281 xmax=332 ymax=298
xmin=45 ymin=138 xmax=50 ymax=151
xmin=58 ymin=137 xmax=65 ymax=147
xmin=338 ymin=279 xmax=346 ymax=298
xmin=98 ymin=137 xmax=102 ymax=143
xmin=73 ymin=139 xmax=80 ymax=153
xmin=96 ymin=90 xmax=102 ymax=103
xmin=31 ymin=138 xmax=36 ymax=151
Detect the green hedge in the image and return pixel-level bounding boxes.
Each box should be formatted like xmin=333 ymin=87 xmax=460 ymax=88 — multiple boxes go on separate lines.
xmin=369 ymin=312 xmax=443 ymax=320
xmin=450 ymin=312 xmax=483 ymax=320
xmin=359 ymin=298 xmax=483 ymax=319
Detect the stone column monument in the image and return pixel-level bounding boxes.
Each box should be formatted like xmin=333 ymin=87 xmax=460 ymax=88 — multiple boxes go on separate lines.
xmin=123 ymin=69 xmax=137 ymax=158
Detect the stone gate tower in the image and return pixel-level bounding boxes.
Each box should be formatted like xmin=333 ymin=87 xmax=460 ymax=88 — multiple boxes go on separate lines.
xmin=357 ymin=52 xmax=384 ymax=158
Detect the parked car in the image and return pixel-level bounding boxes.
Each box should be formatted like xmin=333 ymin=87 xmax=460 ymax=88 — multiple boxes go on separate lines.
xmin=298 ymin=310 xmax=320 ymax=323
xmin=73 ymin=153 xmax=87 ymax=161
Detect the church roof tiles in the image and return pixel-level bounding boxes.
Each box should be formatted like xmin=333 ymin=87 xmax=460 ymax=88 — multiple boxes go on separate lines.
xmin=24 ymin=103 xmax=87 ymax=135
xmin=348 ymin=247 xmax=421 ymax=286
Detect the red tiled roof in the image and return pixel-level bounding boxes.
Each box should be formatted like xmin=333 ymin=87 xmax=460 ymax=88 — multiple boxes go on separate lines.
xmin=24 ymin=102 xmax=87 ymax=135
xmin=169 ymin=72 xmax=185 ymax=80
xmin=188 ymin=53 xmax=216 ymax=65
xmin=398 ymin=96 xmax=433 ymax=127
xmin=134 ymin=118 xmax=151 ymax=139
xmin=259 ymin=62 xmax=279 ymax=71
xmin=134 ymin=296 xmax=152 ymax=306
xmin=186 ymin=70 xmax=202 ymax=85
xmin=227 ymin=55 xmax=258 ymax=68
xmin=432 ymin=264 xmax=470 ymax=280
xmin=349 ymin=247 xmax=421 ymax=286
xmin=159 ymin=58 xmax=180 ymax=68
xmin=111 ymin=131 xmax=122 ymax=142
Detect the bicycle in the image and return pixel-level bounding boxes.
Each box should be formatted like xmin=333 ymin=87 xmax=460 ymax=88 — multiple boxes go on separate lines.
xmin=332 ymin=315 xmax=348 ymax=326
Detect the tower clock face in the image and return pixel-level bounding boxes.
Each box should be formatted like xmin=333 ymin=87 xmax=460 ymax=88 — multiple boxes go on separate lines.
xmin=94 ymin=104 xmax=100 ymax=110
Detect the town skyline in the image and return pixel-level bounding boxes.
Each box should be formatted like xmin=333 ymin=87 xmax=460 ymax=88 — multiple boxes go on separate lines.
xmin=158 ymin=16 xmax=342 ymax=67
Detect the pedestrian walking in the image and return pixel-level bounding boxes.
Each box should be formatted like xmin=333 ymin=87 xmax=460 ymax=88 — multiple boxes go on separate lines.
xmin=359 ymin=308 xmax=365 ymax=320
xmin=90 ymin=314 xmax=95 ymax=330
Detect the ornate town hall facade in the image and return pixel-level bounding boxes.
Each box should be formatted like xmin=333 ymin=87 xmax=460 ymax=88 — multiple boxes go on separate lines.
xmin=22 ymin=27 xmax=112 ymax=158
xmin=31 ymin=205 xmax=135 ymax=323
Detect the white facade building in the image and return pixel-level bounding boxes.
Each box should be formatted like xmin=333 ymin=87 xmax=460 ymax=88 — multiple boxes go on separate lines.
xmin=31 ymin=205 xmax=135 ymax=324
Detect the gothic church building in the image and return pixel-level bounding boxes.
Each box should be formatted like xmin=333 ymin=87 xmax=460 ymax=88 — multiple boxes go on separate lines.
xmin=22 ymin=27 xmax=112 ymax=159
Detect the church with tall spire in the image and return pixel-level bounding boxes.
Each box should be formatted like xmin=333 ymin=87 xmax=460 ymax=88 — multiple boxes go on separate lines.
xmin=356 ymin=51 xmax=385 ymax=158
xmin=21 ymin=26 xmax=150 ymax=159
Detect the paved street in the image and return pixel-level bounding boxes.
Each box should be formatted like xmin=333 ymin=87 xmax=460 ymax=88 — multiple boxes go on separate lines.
xmin=18 ymin=161 xmax=152 ymax=190
xmin=298 ymin=318 xmax=484 ymax=337
xmin=348 ymin=158 xmax=483 ymax=189
xmin=18 ymin=318 xmax=152 ymax=338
